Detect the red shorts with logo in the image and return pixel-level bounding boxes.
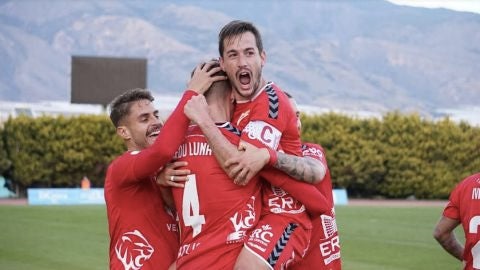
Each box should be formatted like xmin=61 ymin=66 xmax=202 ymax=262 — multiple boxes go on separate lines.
xmin=244 ymin=214 xmax=311 ymax=270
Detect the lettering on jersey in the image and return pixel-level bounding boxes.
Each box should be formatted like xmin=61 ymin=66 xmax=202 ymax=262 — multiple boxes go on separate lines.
xmin=321 ymin=213 xmax=338 ymax=239
xmin=317 ymin=213 xmax=341 ymax=265
xmin=470 ymin=216 xmax=480 ymax=233
xmin=173 ymin=142 xmax=212 ymax=159
xmin=302 ymin=146 xmax=323 ymax=159
xmin=115 ymin=229 xmax=154 ymax=270
xmin=227 ymin=196 xmax=257 ymax=243
xmin=167 ymin=223 xmax=178 ymax=232
xmin=178 ymin=242 xmax=201 ymax=258
xmin=236 ymin=109 xmax=250 ymax=127
xmin=243 ymin=121 xmax=281 ymax=150
xmin=473 ymin=188 xmax=480 ymax=200
xmin=268 ymin=186 xmax=306 ymax=214
xmin=248 ymin=224 xmax=274 ymax=252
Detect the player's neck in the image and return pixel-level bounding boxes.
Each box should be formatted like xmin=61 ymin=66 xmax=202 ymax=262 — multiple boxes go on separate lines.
xmin=209 ymin=105 xmax=230 ymax=123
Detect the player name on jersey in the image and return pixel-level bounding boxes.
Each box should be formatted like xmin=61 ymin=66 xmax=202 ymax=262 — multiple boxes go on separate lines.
xmin=173 ymin=142 xmax=212 ymax=159
xmin=473 ymin=187 xmax=480 ymax=199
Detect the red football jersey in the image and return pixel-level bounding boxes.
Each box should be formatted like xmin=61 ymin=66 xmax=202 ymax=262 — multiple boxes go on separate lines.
xmin=232 ymin=82 xmax=309 ymax=223
xmin=105 ymin=90 xmax=196 ymax=270
xmin=172 ymin=123 xmax=262 ymax=269
xmin=232 ymin=82 xmax=302 ymax=156
xmin=291 ymin=143 xmax=342 ymax=270
xmin=105 ymin=154 xmax=179 ymax=270
xmin=443 ymin=173 xmax=480 ymax=270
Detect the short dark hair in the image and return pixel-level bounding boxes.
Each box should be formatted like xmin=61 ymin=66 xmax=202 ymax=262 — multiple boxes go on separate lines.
xmin=109 ymin=88 xmax=154 ymax=127
xmin=218 ymin=20 xmax=264 ymax=57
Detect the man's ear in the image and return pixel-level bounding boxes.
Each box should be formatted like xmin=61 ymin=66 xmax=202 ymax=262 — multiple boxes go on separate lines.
xmin=219 ymin=56 xmax=225 ymax=70
xmin=260 ymin=50 xmax=266 ymax=67
xmin=116 ymin=126 xmax=131 ymax=140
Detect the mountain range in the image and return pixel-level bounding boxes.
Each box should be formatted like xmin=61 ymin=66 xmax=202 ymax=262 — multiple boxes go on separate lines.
xmin=0 ymin=0 xmax=479 ymax=118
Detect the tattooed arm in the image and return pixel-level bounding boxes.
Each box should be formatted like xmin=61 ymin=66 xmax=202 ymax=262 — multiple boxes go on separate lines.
xmin=433 ymin=216 xmax=464 ymax=262
xmin=273 ymin=152 xmax=326 ymax=184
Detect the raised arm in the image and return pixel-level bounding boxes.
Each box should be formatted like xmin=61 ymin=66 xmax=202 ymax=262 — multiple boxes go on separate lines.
xmin=130 ymin=61 xmax=226 ymax=181
xmin=183 ymin=95 xmax=259 ymax=180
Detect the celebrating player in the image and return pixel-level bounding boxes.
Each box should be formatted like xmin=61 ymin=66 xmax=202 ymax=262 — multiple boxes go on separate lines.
xmin=433 ymin=173 xmax=480 ymax=270
xmin=165 ymin=66 xmax=263 ymax=269
xmin=284 ymin=92 xmax=342 ymax=270
xmin=104 ymin=61 xmax=225 ymax=270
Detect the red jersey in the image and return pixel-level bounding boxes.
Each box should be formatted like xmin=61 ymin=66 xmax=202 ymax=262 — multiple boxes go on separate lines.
xmin=171 ymin=123 xmax=262 ymax=269
xmin=105 ymin=91 xmax=196 ymax=270
xmin=232 ymin=82 xmax=301 ymax=156
xmin=233 ymin=82 xmax=305 ymax=216
xmin=443 ymin=173 xmax=480 ymax=270
xmin=291 ymin=143 xmax=342 ymax=270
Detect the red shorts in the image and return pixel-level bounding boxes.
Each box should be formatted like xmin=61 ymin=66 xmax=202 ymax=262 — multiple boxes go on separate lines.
xmin=244 ymin=214 xmax=311 ymax=270
xmin=290 ymin=215 xmax=342 ymax=270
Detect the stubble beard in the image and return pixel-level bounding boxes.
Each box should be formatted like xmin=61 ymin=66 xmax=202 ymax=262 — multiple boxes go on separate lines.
xmin=232 ymin=72 xmax=262 ymax=100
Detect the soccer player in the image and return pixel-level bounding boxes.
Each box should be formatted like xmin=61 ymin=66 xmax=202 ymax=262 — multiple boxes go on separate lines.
xmin=433 ymin=172 xmax=480 ymax=270
xmin=104 ymin=61 xmax=225 ymax=270
xmin=284 ymin=92 xmax=342 ymax=270
xmin=171 ymin=60 xmax=332 ymax=269
xmin=165 ymin=68 xmax=263 ymax=269
xmin=214 ymin=20 xmax=328 ymax=269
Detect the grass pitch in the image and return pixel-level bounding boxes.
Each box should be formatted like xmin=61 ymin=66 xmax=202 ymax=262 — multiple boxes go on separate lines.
xmin=0 ymin=204 xmax=461 ymax=270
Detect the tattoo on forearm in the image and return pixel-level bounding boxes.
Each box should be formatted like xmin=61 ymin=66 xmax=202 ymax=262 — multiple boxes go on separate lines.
xmin=274 ymin=152 xmax=320 ymax=183
xmin=438 ymin=235 xmax=464 ymax=261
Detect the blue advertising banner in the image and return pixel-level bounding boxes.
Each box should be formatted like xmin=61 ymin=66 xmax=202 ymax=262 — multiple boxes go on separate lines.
xmin=27 ymin=188 xmax=105 ymax=205
xmin=333 ymin=189 xmax=348 ymax=205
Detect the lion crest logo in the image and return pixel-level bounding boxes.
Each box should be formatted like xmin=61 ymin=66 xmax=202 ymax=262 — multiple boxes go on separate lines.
xmin=115 ymin=229 xmax=154 ymax=270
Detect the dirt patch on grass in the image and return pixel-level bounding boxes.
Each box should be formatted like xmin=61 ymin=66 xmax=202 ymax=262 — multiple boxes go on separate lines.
xmin=348 ymin=199 xmax=447 ymax=207
xmin=0 ymin=198 xmax=27 ymax=205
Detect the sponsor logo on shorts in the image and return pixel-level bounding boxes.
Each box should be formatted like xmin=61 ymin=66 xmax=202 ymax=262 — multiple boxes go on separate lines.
xmin=115 ymin=229 xmax=154 ymax=270
xmin=178 ymin=242 xmax=201 ymax=258
xmin=227 ymin=196 xmax=257 ymax=243
xmin=248 ymin=224 xmax=274 ymax=252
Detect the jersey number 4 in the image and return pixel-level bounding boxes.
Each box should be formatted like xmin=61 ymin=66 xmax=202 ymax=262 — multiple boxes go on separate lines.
xmin=470 ymin=215 xmax=480 ymax=268
xmin=182 ymin=174 xmax=205 ymax=238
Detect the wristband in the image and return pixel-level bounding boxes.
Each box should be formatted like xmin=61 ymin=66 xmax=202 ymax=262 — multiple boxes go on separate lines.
xmin=267 ymin=148 xmax=278 ymax=166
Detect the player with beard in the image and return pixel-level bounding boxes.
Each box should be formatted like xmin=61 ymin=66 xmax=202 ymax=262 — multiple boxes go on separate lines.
xmin=219 ymin=20 xmax=313 ymax=270
xmin=177 ymin=20 xmax=329 ymax=269
xmin=104 ymin=61 xmax=225 ymax=270
xmin=165 ymin=62 xmax=331 ymax=269
xmin=165 ymin=67 xmax=263 ymax=270
xmin=284 ymin=92 xmax=342 ymax=270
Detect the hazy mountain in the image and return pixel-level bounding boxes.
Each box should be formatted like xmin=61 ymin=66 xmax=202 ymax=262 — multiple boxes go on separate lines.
xmin=0 ymin=0 xmax=479 ymax=117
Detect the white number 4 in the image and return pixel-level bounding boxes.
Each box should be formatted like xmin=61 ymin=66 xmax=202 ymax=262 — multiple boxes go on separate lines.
xmin=182 ymin=174 xmax=205 ymax=238
xmin=470 ymin=216 xmax=480 ymax=268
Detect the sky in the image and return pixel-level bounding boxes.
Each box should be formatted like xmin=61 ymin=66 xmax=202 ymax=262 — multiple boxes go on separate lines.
xmin=387 ymin=0 xmax=480 ymax=14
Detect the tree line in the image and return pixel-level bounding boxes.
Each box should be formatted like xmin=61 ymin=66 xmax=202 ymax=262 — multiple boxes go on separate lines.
xmin=0 ymin=112 xmax=478 ymax=199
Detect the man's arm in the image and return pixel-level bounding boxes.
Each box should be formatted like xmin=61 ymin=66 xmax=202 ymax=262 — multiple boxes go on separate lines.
xmin=184 ymin=95 xmax=263 ymax=183
xmin=128 ymin=61 xmax=226 ymax=181
xmin=226 ymin=142 xmax=326 ymax=185
xmin=433 ymin=215 xmax=464 ymax=261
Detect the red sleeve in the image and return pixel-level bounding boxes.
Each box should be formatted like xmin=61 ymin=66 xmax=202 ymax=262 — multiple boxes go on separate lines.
xmin=443 ymin=181 xmax=461 ymax=220
xmin=260 ymin=168 xmax=332 ymax=216
xmin=121 ymin=90 xmax=197 ymax=183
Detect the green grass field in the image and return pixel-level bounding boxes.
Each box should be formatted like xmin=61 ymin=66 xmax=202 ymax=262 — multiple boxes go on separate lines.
xmin=0 ymin=204 xmax=462 ymax=270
